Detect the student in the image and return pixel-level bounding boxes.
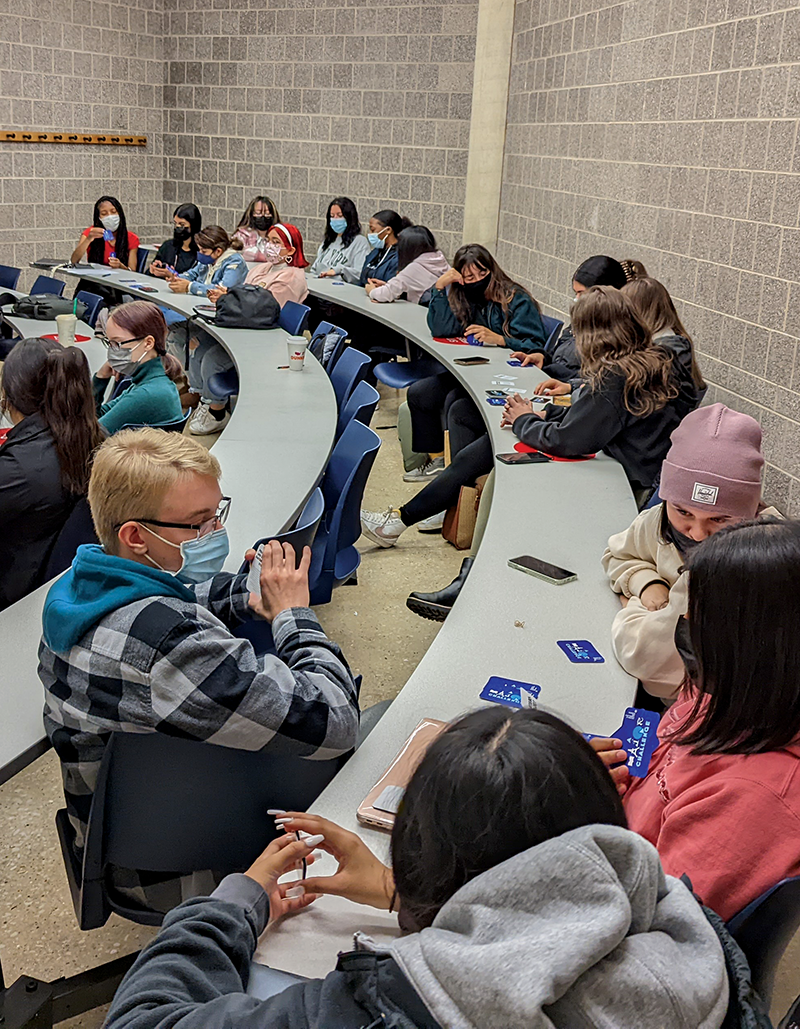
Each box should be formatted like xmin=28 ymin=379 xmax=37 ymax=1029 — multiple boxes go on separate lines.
xmin=104 ymin=708 xmax=730 ymax=1029
xmin=234 ymin=196 xmax=281 ymax=262
xmin=167 ymin=226 xmax=247 ymax=297
xmin=348 ymin=209 xmax=410 ymax=286
xmin=210 ymin=223 xmax=309 ymax=308
xmin=308 ymin=197 xmax=370 ymax=280
xmin=149 ymin=203 xmax=202 ymax=278
xmin=602 ymin=404 xmax=778 ymax=701
xmin=39 ymin=429 xmax=360 ymax=871
xmin=71 ymin=196 xmax=139 ymax=271
xmin=0 ymin=338 xmax=103 ymax=610
xmin=503 ymin=286 xmax=684 ymax=503
xmin=509 ymin=255 xmax=628 ymax=388
xmin=608 ymin=519 xmax=800 ymax=923
xmin=92 ymin=302 xmax=184 ymax=434
xmin=366 ymin=226 xmax=450 ymax=304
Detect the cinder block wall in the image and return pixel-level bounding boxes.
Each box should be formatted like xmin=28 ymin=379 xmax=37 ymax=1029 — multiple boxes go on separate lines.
xmin=162 ymin=0 xmax=477 ymax=259
xmin=497 ymin=0 xmax=800 ymax=514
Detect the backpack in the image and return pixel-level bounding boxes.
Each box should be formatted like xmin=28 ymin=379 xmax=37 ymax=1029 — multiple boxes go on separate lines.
xmin=10 ymin=294 xmax=88 ymax=320
xmin=308 ymin=328 xmax=345 ymax=369
xmin=196 ymin=284 xmax=280 ymax=329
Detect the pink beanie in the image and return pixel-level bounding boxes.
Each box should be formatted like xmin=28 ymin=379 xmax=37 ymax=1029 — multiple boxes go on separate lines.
xmin=660 ymin=404 xmax=764 ymax=518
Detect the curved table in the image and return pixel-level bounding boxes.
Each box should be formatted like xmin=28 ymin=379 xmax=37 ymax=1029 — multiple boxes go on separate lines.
xmin=0 ymin=268 xmax=338 ymax=781
xmin=253 ymin=276 xmax=640 ymax=974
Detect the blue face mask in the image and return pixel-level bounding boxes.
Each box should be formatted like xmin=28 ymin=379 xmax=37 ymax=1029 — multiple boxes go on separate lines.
xmin=367 ymin=231 xmax=386 ymax=249
xmin=329 ymin=217 xmax=347 ymax=235
xmin=197 ymin=252 xmax=215 ymax=266
xmin=142 ymin=525 xmax=230 ymax=584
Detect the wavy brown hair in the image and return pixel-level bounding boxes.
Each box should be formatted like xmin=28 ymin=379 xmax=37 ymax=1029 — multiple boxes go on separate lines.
xmin=446 ymin=244 xmax=540 ymax=337
xmin=622 ymin=276 xmax=706 ymax=391
xmin=572 ymin=285 xmax=679 ymax=417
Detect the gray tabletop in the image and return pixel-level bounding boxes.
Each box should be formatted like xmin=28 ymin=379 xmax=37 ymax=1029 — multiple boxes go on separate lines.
xmin=251 ymin=276 xmax=640 ymax=975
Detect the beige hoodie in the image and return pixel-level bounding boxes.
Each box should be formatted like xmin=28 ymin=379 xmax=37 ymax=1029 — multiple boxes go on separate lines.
xmin=602 ymin=503 xmax=780 ymax=700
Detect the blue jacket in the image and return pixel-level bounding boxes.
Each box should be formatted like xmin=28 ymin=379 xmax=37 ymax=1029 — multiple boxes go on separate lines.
xmin=356 ymin=244 xmax=399 ymax=287
xmin=181 ymin=250 xmax=247 ymax=297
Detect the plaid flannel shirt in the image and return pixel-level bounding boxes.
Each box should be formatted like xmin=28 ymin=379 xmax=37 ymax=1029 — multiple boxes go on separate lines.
xmin=39 ymin=571 xmax=359 ymax=854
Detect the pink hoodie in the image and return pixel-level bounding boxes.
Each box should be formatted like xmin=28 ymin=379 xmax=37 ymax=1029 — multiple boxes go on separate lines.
xmin=369 ymin=250 xmax=451 ymax=304
xmin=624 ymin=693 xmax=800 ymax=921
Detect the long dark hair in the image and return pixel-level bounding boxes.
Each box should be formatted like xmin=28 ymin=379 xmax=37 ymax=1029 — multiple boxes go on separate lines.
xmin=447 ymin=243 xmax=540 ymax=337
xmin=237 ymin=195 xmax=280 ymax=231
xmin=397 ymin=225 xmax=437 ymax=271
xmin=173 ymin=203 xmax=202 ymax=250
xmin=573 ymin=255 xmax=627 ymax=290
xmin=1 ymin=338 xmax=103 ymax=495
xmin=87 ymin=196 xmax=131 ymax=266
xmin=391 ymin=707 xmax=627 ymax=929
xmin=622 ymin=277 xmax=706 ymax=391
xmin=675 ymin=518 xmax=800 ymax=755
xmin=371 ymin=209 xmax=412 ymax=240
xmin=321 ymin=196 xmax=361 ymax=251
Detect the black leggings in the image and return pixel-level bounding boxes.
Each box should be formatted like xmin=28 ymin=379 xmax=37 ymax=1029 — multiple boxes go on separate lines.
xmin=400 ymin=397 xmax=492 ymax=525
xmin=407 ymin=372 xmax=469 ymax=454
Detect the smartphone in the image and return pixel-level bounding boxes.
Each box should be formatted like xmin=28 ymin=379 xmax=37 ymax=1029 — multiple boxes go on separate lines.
xmin=508 ymin=555 xmax=578 ymax=585
xmin=454 ymin=356 xmax=490 ymax=366
xmin=194 ymin=304 xmax=217 ymax=314
xmin=486 ymin=389 xmax=507 ymax=397
xmin=497 ymin=452 xmax=552 ymax=465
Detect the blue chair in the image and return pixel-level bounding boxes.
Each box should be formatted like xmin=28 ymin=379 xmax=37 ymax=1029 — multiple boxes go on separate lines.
xmin=308 ymin=321 xmax=349 ymax=370
xmin=541 ymin=314 xmax=564 ymax=352
xmin=136 ymin=248 xmax=150 ymax=274
xmin=42 ymin=498 xmax=98 ymax=583
xmin=373 ymin=356 xmax=448 ymax=390
xmin=278 ymin=300 xmax=311 ymax=336
xmin=74 ymin=290 xmax=104 ymax=328
xmin=0 ymin=264 xmax=21 ymax=290
xmin=207 ymin=368 xmax=239 ymax=401
xmin=727 ymin=876 xmax=800 ymax=1006
xmin=118 ymin=412 xmax=192 ymax=434
xmin=336 ymin=380 xmax=379 ymax=439
xmin=310 ymin=419 xmax=381 ymax=605
xmin=329 ymin=346 xmax=371 ymax=410
xmin=31 ymin=274 xmax=65 ymax=296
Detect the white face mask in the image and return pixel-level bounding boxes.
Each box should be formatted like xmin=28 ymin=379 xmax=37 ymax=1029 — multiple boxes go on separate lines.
xmin=101 ymin=214 xmax=120 ymax=232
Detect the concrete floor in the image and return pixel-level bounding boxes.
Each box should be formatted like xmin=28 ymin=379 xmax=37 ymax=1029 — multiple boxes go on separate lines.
xmin=0 ymin=386 xmax=797 ymax=1025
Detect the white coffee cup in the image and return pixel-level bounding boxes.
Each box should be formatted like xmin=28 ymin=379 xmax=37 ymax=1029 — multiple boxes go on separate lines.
xmin=287 ymin=336 xmax=308 ymax=371
xmin=56 ymin=313 xmax=77 ymax=346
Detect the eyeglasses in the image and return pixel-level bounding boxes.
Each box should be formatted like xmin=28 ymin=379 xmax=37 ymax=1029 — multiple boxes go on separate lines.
xmin=115 ymin=497 xmax=232 ymax=537
xmin=98 ymin=334 xmax=145 ymax=349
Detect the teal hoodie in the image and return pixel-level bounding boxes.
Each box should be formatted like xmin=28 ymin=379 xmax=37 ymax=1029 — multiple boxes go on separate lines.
xmin=42 ymin=544 xmax=195 ymax=653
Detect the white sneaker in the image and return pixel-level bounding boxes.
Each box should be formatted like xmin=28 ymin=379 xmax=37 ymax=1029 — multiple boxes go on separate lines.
xmin=361 ymin=508 xmax=406 ymax=548
xmin=403 ymin=456 xmax=445 ymax=483
xmin=417 ymin=511 xmax=445 ymax=533
xmin=190 ymin=403 xmax=230 ymax=435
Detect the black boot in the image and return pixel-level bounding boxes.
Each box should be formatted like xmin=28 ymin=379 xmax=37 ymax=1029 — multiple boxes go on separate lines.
xmin=406 ymin=557 xmax=474 ymax=622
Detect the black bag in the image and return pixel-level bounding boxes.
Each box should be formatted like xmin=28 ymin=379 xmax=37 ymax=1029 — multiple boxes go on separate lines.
xmin=11 ymin=293 xmax=88 ymax=320
xmin=198 ymin=284 xmax=280 ymax=329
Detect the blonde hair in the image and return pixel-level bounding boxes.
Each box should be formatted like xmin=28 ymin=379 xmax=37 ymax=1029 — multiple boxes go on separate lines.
xmin=88 ymin=428 xmax=221 ymax=552
xmin=572 ymin=286 xmax=679 ymax=418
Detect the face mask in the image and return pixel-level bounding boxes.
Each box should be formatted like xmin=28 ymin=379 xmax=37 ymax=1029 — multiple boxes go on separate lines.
xmin=197 ymin=252 xmax=215 ymax=266
xmin=462 ymin=276 xmax=489 ymax=299
xmin=107 ymin=339 xmax=146 ymax=377
xmin=252 ymin=215 xmax=272 ymax=231
xmin=262 ymin=241 xmax=283 ymax=265
xmin=173 ymin=225 xmax=191 ymax=242
xmin=101 ymin=214 xmax=120 ymax=232
xmin=367 ymin=231 xmax=386 ymax=249
xmin=664 ymin=517 xmax=704 ymax=557
xmin=329 ymin=217 xmax=347 ymax=235
xmin=674 ymin=617 xmax=699 ymax=684
xmin=141 ymin=525 xmax=230 ymax=584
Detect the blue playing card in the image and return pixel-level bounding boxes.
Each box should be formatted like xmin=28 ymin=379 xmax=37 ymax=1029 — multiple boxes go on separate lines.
xmin=583 ymin=707 xmax=660 ymax=778
xmin=557 ymin=639 xmax=604 ymax=663
xmin=466 ymin=334 xmax=483 ymax=346
xmin=480 ymin=676 xmax=541 ymax=709
xmin=507 ymin=359 xmax=522 ymax=366
xmin=103 ymin=229 xmax=114 ymax=242
xmin=486 ymin=397 xmax=505 ymax=406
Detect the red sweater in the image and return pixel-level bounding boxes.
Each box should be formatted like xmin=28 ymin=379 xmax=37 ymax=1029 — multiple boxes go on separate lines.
xmin=624 ymin=694 xmax=800 ymax=922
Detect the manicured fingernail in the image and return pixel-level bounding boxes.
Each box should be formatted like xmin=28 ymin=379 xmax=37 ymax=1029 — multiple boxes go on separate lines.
xmin=304 ymin=834 xmax=324 ymax=846
xmin=285 ymin=886 xmax=305 ymax=899
xmin=274 ymin=817 xmax=294 ymax=824
xmin=267 ymin=809 xmax=286 ymax=815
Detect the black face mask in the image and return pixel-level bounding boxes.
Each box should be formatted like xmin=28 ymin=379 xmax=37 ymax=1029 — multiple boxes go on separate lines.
xmin=252 ymin=215 xmax=272 ymax=232
xmin=663 ymin=519 xmax=704 ymax=558
xmin=674 ymin=617 xmax=698 ymax=684
xmin=462 ymin=276 xmax=489 ymax=301
xmin=173 ymin=226 xmax=191 ymax=243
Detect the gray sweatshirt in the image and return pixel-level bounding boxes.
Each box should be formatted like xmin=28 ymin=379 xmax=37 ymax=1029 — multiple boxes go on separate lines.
xmin=104 ymin=824 xmax=729 ymax=1029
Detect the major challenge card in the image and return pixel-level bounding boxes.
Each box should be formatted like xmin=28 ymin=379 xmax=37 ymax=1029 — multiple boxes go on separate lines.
xmin=480 ymin=676 xmax=541 ymax=709
xmin=557 ymin=639 xmax=604 ymax=663
xmin=584 ymin=707 xmax=660 ymax=778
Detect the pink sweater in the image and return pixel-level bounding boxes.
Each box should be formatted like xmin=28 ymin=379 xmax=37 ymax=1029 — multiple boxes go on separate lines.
xmin=369 ymin=250 xmax=451 ymax=304
xmin=624 ymin=694 xmax=800 ymax=921
xmin=244 ymin=263 xmax=308 ymax=308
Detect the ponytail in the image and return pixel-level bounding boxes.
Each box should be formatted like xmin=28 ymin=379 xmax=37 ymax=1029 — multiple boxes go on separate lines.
xmin=41 ymin=348 xmax=105 ymax=495
xmin=160 ymin=352 xmax=184 ymax=382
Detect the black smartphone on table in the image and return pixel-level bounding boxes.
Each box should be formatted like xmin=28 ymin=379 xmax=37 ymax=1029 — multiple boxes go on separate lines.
xmin=508 ymin=555 xmax=578 ymax=585
xmin=454 ymin=356 xmax=490 ymax=366
xmin=496 ymin=452 xmax=552 ymax=465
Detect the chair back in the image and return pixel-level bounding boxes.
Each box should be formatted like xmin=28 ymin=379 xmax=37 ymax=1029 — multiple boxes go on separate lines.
xmin=61 ymin=732 xmax=348 ymax=927
xmin=329 ymin=346 xmax=371 ymax=409
xmin=136 ymin=248 xmax=150 ymax=274
xmin=374 ymin=357 xmax=447 ymax=390
xmin=308 ymin=322 xmax=348 ymax=370
xmin=119 ymin=411 xmax=191 ymax=434
xmin=206 ymin=368 xmax=240 ymax=400
xmin=74 ymin=290 xmax=104 ymax=328
xmin=541 ymin=314 xmax=564 ymax=352
xmin=31 ymin=274 xmax=65 ymax=297
xmin=43 ymin=497 xmax=98 ymax=582
xmin=0 ymin=264 xmax=21 ymax=290
xmin=278 ymin=300 xmax=311 ymax=336
xmin=336 ymin=380 xmax=379 ymax=439
xmin=727 ymin=876 xmax=800 ymax=1006
xmin=243 ymin=486 xmax=325 ymax=567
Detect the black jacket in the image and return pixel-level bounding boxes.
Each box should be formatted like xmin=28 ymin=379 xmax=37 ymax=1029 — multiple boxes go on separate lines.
xmin=0 ymin=413 xmax=76 ymax=610
xmin=513 ymin=372 xmax=684 ymax=492
xmin=542 ymin=325 xmax=581 ymax=381
xmin=151 ymin=238 xmax=197 ymax=275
